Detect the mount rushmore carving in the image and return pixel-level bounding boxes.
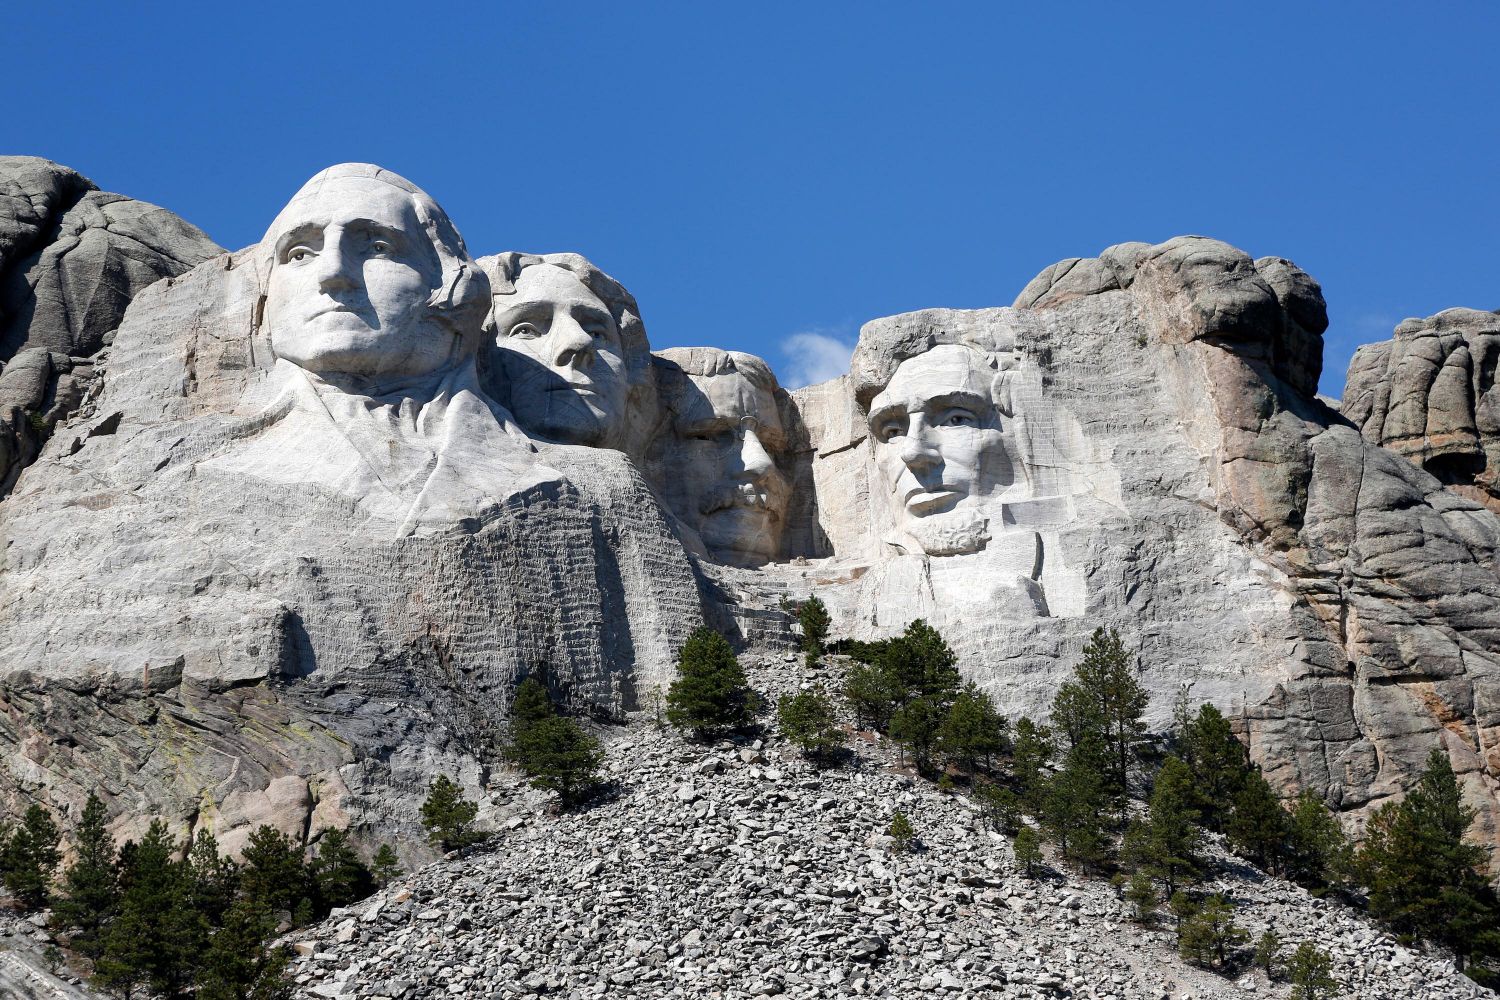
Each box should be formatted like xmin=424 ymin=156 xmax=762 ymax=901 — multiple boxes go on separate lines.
xmin=1 ymin=158 xmax=1498 ymax=860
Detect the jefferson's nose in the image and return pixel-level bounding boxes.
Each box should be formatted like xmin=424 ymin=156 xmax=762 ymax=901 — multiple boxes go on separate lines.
xmin=549 ymin=316 xmax=595 ymax=370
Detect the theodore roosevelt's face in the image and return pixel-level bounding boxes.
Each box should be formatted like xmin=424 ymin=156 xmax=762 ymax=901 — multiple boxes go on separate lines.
xmin=266 ymin=177 xmax=454 ymax=380
xmin=489 ymin=265 xmax=628 ymax=447
xmin=867 ymin=345 xmax=1013 ymax=542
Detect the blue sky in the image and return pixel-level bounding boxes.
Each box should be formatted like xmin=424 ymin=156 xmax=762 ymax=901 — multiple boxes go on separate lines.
xmin=8 ymin=3 xmax=1498 ymax=396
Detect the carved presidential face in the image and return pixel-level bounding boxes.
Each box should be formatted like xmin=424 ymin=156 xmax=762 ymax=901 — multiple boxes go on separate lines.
xmin=667 ymin=368 xmax=791 ymax=566
xmin=266 ymin=176 xmax=457 ymax=380
xmin=867 ymin=344 xmax=1014 ymax=555
xmin=489 ymin=265 xmax=629 ymax=447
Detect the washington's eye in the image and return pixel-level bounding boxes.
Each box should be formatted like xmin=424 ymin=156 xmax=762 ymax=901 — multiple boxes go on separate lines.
xmin=287 ymin=246 xmax=314 ymax=263
xmin=508 ymin=322 xmax=542 ymax=340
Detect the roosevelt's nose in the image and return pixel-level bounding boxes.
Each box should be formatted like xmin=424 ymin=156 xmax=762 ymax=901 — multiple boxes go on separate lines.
xmin=314 ymin=233 xmax=360 ymax=294
xmin=738 ymin=425 xmax=775 ymax=480
xmin=549 ymin=315 xmax=595 ymax=370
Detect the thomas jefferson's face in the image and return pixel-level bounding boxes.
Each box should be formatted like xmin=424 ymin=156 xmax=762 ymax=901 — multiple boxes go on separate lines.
xmin=867 ymin=345 xmax=1013 ymax=547
xmin=266 ymin=177 xmax=454 ymax=380
xmin=669 ymin=370 xmax=790 ymax=566
xmin=489 ymin=265 xmax=629 ymax=447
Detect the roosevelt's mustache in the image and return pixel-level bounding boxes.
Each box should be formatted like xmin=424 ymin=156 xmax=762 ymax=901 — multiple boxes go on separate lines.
xmin=700 ymin=474 xmax=791 ymax=518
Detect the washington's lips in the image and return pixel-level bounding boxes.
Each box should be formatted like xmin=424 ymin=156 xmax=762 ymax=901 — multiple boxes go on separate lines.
xmin=903 ymin=485 xmax=963 ymax=515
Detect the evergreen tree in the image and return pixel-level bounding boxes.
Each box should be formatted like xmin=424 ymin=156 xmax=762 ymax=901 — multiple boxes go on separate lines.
xmin=1050 ymin=627 xmax=1148 ymax=800
xmin=1041 ymin=750 xmax=1110 ymax=870
xmin=95 ymin=819 xmax=205 ymax=999
xmin=843 ymin=661 xmax=897 ymax=732
xmin=666 ymin=627 xmax=760 ymax=739
xmin=1122 ymin=756 xmax=1201 ymax=896
xmin=889 ymin=695 xmax=948 ymax=773
xmin=1177 ymin=894 xmax=1249 ymax=970
xmin=508 ymin=716 xmax=605 ymax=806
xmin=1284 ymin=790 xmax=1352 ymax=892
xmin=196 ymin=898 xmax=295 ymax=1000
xmin=1011 ymin=717 xmax=1055 ymax=815
xmin=1227 ymin=769 xmax=1289 ymax=874
xmin=371 ymin=844 xmax=402 ymax=887
xmin=888 ymin=811 xmax=915 ymax=854
xmin=52 ymin=794 xmax=119 ymax=958
xmin=880 ymin=619 xmax=961 ymax=704
xmin=1167 ymin=891 xmax=1198 ymax=935
xmin=1124 ymin=871 xmax=1158 ymax=923
xmin=510 ymin=675 xmax=556 ymax=729
xmin=1176 ymin=703 xmax=1249 ymax=831
xmin=1254 ymin=929 xmax=1283 ymax=979
xmin=1287 ymin=943 xmax=1339 ymax=1000
xmin=776 ymin=687 xmax=846 ymax=761
xmin=1356 ymin=748 xmax=1500 ymax=971
xmin=239 ymin=825 xmax=312 ymax=916
xmin=420 ymin=776 xmax=484 ymax=852
xmin=5 ymin=803 xmax=62 ymax=910
xmin=309 ymin=828 xmax=373 ymax=914
xmin=1013 ymin=826 xmax=1042 ymax=877
xmin=975 ymin=782 xmax=1021 ymax=835
xmin=186 ymin=829 xmax=240 ymax=928
xmin=939 ymin=682 xmax=1008 ymax=777
xmin=797 ymin=595 xmax=831 ymax=665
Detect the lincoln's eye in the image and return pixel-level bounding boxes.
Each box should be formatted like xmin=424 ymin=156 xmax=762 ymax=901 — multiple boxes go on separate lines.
xmin=878 ymin=421 xmax=905 ymax=442
xmin=509 ymin=322 xmax=542 ymax=340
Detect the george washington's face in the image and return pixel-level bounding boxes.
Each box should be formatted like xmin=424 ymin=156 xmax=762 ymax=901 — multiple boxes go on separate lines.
xmin=866 ymin=344 xmax=1015 ymax=555
xmin=266 ymin=177 xmax=456 ymax=380
xmin=489 ymin=265 xmax=629 ymax=447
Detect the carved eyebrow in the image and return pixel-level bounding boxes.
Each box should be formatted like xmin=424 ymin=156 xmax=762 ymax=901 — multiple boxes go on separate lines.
xmin=921 ymin=390 xmax=989 ymax=412
xmin=866 ymin=403 xmax=909 ymax=431
xmin=573 ymin=304 xmax=616 ymax=330
xmin=274 ymin=222 xmax=323 ymax=258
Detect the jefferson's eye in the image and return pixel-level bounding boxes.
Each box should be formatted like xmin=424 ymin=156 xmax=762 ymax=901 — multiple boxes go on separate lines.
xmin=508 ymin=322 xmax=542 ymax=340
xmin=939 ymin=410 xmax=977 ymax=428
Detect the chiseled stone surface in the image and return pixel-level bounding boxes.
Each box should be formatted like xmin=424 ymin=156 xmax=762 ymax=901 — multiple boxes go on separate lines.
xmin=0 ymin=165 xmax=703 ymax=856
xmin=1343 ymin=307 xmax=1500 ymax=513
xmin=784 ymin=237 xmax=1500 ymax=851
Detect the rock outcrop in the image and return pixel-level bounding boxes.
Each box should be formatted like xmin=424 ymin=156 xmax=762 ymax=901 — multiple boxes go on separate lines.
xmin=1343 ymin=308 xmax=1500 ymax=513
xmin=0 ymin=156 xmax=221 ymax=492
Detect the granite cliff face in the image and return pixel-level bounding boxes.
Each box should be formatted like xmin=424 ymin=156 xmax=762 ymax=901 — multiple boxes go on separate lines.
xmin=1 ymin=164 xmax=1498 ymax=865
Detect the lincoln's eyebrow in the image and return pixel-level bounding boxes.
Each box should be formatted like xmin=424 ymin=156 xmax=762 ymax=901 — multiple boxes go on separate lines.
xmin=918 ymin=390 xmax=990 ymax=413
xmin=867 ymin=402 xmax=908 ymax=429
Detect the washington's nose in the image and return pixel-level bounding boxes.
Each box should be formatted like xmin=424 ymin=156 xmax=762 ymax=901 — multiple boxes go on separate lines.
xmin=739 ymin=426 xmax=775 ymax=479
xmin=314 ymin=236 xmax=359 ymax=294
xmin=550 ymin=316 xmax=595 ymax=370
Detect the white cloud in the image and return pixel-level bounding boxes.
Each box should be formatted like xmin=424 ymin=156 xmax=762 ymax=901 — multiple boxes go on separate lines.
xmin=780 ymin=329 xmax=856 ymax=389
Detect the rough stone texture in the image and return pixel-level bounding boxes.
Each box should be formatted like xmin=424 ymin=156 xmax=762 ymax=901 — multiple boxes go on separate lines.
xmin=0 ymin=156 xmax=220 ymax=493
xmin=1343 ymin=307 xmax=1500 ymax=513
xmin=782 ymin=237 xmax=1500 ymax=852
xmin=283 ymin=652 xmax=1490 ymax=1000
xmin=0 ymin=168 xmax=704 ymax=858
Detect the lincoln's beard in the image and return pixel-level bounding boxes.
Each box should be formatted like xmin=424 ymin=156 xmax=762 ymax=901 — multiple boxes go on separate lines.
xmin=888 ymin=506 xmax=990 ymax=557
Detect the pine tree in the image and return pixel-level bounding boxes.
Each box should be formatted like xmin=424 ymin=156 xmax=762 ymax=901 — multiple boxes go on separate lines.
xmin=843 ymin=661 xmax=899 ymax=732
xmin=975 ymin=782 xmax=1021 ymax=835
xmin=797 ymin=595 xmax=831 ymax=665
xmin=5 ymin=803 xmax=62 ymax=910
xmin=1284 ymin=790 xmax=1351 ymax=892
xmin=239 ymin=825 xmax=312 ymax=916
xmin=52 ymin=794 xmax=119 ymax=958
xmin=510 ymin=675 xmax=556 ymax=729
xmin=1227 ymin=769 xmax=1289 ymax=874
xmin=186 ymin=829 xmax=240 ymax=928
xmin=195 ymin=898 xmax=295 ymax=1000
xmin=1011 ymin=717 xmax=1055 ymax=815
xmin=939 ymin=682 xmax=1008 ymax=777
xmin=1041 ymin=750 xmax=1110 ymax=870
xmin=1176 ymin=703 xmax=1249 ymax=831
xmin=420 ymin=776 xmax=484 ymax=852
xmin=1356 ymin=748 xmax=1500 ymax=970
xmin=1013 ymin=825 xmax=1042 ymax=877
xmin=1124 ymin=871 xmax=1158 ymax=923
xmin=1050 ymin=627 xmax=1148 ymax=800
xmin=888 ymin=811 xmax=915 ymax=854
xmin=776 ymin=687 xmax=846 ymax=761
xmin=1177 ymin=894 xmax=1249 ymax=970
xmin=371 ymin=844 xmax=402 ymax=887
xmin=1122 ymin=756 xmax=1201 ymax=895
xmin=880 ymin=619 xmax=961 ymax=704
xmin=666 ymin=627 xmax=760 ymax=739
xmin=309 ymin=828 xmax=373 ymax=914
xmin=508 ymin=716 xmax=605 ymax=806
xmin=1287 ymin=942 xmax=1339 ymax=1000
xmin=889 ymin=695 xmax=948 ymax=773
xmin=95 ymin=819 xmax=205 ymax=999
xmin=1255 ymin=928 xmax=1283 ymax=979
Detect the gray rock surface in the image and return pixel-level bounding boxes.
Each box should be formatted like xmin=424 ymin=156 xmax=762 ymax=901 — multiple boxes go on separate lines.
xmin=283 ymin=652 xmax=1490 ymax=1000
xmin=1343 ymin=307 xmax=1500 ymax=513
